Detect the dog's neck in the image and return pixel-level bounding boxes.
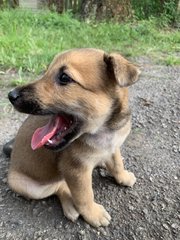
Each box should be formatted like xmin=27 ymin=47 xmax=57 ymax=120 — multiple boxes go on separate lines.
xmin=106 ymin=98 xmax=131 ymax=130
xmin=81 ymin=96 xmax=131 ymax=152
xmin=82 ymin=126 xmax=117 ymax=151
xmin=82 ymin=117 xmax=131 ymax=152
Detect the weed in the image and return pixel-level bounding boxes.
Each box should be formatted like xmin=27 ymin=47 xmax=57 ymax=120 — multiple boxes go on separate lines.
xmin=10 ymin=67 xmax=22 ymax=86
xmin=162 ymin=55 xmax=180 ymax=66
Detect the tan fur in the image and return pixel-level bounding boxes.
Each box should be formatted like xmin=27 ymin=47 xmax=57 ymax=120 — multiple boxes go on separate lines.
xmin=8 ymin=48 xmax=140 ymax=227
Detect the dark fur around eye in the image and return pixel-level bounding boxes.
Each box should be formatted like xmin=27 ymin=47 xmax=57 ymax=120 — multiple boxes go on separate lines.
xmin=57 ymin=72 xmax=74 ymax=86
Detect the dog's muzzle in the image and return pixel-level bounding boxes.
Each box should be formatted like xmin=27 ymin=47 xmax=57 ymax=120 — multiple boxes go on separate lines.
xmin=7 ymin=87 xmax=83 ymax=152
xmin=8 ymin=86 xmax=43 ymax=115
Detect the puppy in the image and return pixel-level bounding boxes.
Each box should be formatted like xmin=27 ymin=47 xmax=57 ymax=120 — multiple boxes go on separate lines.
xmin=7 ymin=48 xmax=140 ymax=227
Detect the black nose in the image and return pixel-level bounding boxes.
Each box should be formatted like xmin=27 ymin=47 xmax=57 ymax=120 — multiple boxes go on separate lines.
xmin=8 ymin=89 xmax=21 ymax=104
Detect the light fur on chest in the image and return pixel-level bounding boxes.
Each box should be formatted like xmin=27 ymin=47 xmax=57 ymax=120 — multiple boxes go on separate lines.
xmin=84 ymin=120 xmax=131 ymax=153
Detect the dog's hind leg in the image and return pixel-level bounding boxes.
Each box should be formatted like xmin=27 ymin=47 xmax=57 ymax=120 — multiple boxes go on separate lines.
xmin=8 ymin=170 xmax=79 ymax=221
xmin=106 ymin=148 xmax=136 ymax=187
xmin=8 ymin=170 xmax=61 ymax=199
xmin=3 ymin=138 xmax=15 ymax=157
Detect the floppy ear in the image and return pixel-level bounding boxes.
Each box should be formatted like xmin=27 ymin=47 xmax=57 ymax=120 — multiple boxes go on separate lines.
xmin=104 ymin=53 xmax=141 ymax=87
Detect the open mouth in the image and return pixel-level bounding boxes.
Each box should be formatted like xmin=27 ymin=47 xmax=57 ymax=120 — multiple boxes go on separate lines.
xmin=31 ymin=114 xmax=80 ymax=151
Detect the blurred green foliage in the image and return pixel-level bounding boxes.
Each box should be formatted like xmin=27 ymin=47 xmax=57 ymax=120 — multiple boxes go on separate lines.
xmin=0 ymin=9 xmax=179 ymax=74
xmin=131 ymin=0 xmax=179 ymax=25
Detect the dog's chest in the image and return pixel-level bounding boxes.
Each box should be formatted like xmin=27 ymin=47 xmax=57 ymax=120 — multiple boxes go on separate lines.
xmin=85 ymin=128 xmax=119 ymax=153
xmin=84 ymin=121 xmax=131 ymax=155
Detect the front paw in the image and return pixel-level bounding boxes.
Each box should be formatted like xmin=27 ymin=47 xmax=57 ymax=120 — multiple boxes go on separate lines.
xmin=81 ymin=203 xmax=111 ymax=227
xmin=62 ymin=197 xmax=79 ymax=222
xmin=116 ymin=170 xmax=136 ymax=187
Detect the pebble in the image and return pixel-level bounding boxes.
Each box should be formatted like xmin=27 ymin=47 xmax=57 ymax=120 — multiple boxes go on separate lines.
xmin=99 ymin=227 xmax=107 ymax=236
xmin=162 ymin=123 xmax=167 ymax=128
xmin=128 ymin=205 xmax=135 ymax=211
xmin=142 ymin=208 xmax=148 ymax=215
xmin=149 ymin=176 xmax=153 ymax=182
xmin=98 ymin=168 xmax=108 ymax=177
xmin=2 ymin=178 xmax=7 ymax=183
xmin=0 ymin=221 xmax=4 ymax=227
xmin=33 ymin=208 xmax=38 ymax=215
xmin=171 ymin=223 xmax=179 ymax=229
xmin=79 ymin=230 xmax=85 ymax=235
xmin=162 ymin=223 xmax=169 ymax=230
xmin=34 ymin=231 xmax=43 ymax=239
xmin=6 ymin=232 xmax=12 ymax=238
xmin=172 ymin=145 xmax=178 ymax=153
xmin=48 ymin=207 xmax=52 ymax=212
xmin=160 ymin=203 xmax=166 ymax=210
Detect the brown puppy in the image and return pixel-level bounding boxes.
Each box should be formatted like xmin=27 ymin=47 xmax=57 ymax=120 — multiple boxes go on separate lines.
xmin=7 ymin=48 xmax=140 ymax=227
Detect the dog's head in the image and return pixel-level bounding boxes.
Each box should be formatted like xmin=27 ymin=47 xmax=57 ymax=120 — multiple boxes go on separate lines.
xmin=8 ymin=48 xmax=140 ymax=151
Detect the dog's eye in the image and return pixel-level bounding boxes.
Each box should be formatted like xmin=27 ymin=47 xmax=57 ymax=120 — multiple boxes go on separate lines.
xmin=57 ymin=73 xmax=73 ymax=86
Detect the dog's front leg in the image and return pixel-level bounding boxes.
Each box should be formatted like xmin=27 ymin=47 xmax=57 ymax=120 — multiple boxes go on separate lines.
xmin=63 ymin=163 xmax=111 ymax=227
xmin=106 ymin=148 xmax=136 ymax=187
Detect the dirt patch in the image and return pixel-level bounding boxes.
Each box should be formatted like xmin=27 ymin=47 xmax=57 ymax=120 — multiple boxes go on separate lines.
xmin=0 ymin=61 xmax=179 ymax=239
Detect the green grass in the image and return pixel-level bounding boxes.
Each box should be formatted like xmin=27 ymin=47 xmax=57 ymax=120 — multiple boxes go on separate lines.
xmin=0 ymin=9 xmax=179 ymax=74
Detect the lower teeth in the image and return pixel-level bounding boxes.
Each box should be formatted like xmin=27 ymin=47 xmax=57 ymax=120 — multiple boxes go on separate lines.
xmin=47 ymin=126 xmax=70 ymax=145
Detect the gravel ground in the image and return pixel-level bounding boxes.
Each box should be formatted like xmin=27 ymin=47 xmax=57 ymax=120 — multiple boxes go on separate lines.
xmin=0 ymin=60 xmax=179 ymax=240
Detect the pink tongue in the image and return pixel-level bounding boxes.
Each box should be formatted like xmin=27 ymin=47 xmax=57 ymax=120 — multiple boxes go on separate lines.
xmin=31 ymin=116 xmax=63 ymax=150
